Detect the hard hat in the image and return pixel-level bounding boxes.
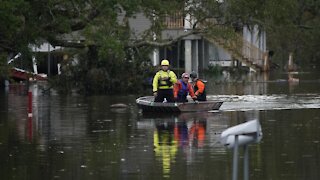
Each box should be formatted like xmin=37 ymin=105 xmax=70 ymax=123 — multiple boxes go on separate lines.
xmin=190 ymin=71 xmax=198 ymax=78
xmin=181 ymin=73 xmax=190 ymax=78
xmin=161 ymin=59 xmax=170 ymax=66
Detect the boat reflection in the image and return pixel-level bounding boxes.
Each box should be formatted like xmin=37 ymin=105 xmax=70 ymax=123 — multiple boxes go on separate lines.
xmin=153 ymin=121 xmax=178 ymax=178
xmin=138 ymin=112 xmax=227 ymax=178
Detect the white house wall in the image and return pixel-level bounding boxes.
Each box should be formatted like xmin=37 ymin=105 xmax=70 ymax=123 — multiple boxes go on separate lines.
xmin=30 ymin=43 xmax=62 ymax=52
xmin=127 ymin=13 xmax=161 ymax=65
xmin=243 ymin=25 xmax=266 ymax=51
xmin=128 ymin=13 xmax=152 ymax=38
xmin=206 ymin=41 xmax=232 ymax=67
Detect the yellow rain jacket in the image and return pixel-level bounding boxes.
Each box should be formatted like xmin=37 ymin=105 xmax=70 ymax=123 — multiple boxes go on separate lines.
xmin=152 ymin=70 xmax=177 ymax=92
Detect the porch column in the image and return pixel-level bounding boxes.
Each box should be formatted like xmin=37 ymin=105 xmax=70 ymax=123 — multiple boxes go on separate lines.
xmin=152 ymin=48 xmax=159 ymax=66
xmin=152 ymin=31 xmax=159 ymax=66
xmin=32 ymin=56 xmax=38 ymax=74
xmin=192 ymin=40 xmax=199 ymax=73
xmin=185 ymin=40 xmax=192 ymax=73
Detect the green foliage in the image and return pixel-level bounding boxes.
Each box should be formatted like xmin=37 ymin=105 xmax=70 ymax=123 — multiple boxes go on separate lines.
xmin=0 ymin=54 xmax=10 ymax=81
xmin=0 ymin=0 xmax=31 ymax=53
xmin=221 ymin=0 xmax=320 ymax=68
xmin=53 ymin=46 xmax=154 ymax=94
xmin=204 ymin=64 xmax=223 ymax=76
xmin=264 ymin=0 xmax=320 ymax=68
xmin=1 ymin=0 xmax=319 ymax=93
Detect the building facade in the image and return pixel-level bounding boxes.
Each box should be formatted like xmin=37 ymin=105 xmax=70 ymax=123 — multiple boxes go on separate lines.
xmin=128 ymin=12 xmax=267 ymax=74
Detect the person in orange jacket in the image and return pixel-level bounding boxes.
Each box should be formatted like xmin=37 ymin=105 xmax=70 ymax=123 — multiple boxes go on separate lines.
xmin=190 ymin=72 xmax=207 ymax=101
xmin=173 ymin=73 xmax=197 ymax=102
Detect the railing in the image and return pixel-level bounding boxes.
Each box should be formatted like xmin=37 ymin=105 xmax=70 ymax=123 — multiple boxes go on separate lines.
xmin=163 ymin=12 xmax=184 ymax=29
xmin=162 ymin=13 xmax=266 ymax=71
xmin=205 ymin=26 xmax=265 ymax=71
xmin=242 ymin=39 xmax=264 ymax=65
xmin=163 ymin=13 xmax=219 ymax=29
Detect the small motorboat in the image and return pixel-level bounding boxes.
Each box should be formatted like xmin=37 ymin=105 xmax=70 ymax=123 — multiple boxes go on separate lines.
xmin=136 ymin=96 xmax=223 ymax=113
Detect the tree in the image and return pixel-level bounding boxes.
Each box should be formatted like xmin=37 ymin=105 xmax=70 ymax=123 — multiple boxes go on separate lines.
xmin=1 ymin=0 xmax=319 ymax=92
xmin=224 ymin=0 xmax=320 ymax=68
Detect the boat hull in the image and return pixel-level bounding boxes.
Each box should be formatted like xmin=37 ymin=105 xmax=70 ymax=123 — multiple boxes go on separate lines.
xmin=136 ymin=96 xmax=223 ymax=112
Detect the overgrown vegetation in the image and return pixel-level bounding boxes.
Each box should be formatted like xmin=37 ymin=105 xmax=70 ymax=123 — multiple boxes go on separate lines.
xmin=204 ymin=64 xmax=223 ymax=76
xmin=51 ymin=46 xmax=156 ymax=94
xmin=1 ymin=0 xmax=319 ymax=93
xmin=0 ymin=54 xmax=10 ymax=87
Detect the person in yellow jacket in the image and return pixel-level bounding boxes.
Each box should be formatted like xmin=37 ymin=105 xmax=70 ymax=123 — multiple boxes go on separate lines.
xmin=153 ymin=59 xmax=177 ymax=102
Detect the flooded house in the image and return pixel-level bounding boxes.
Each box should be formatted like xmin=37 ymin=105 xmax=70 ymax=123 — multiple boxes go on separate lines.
xmin=8 ymin=3 xmax=268 ymax=81
xmin=126 ymin=11 xmax=268 ymax=73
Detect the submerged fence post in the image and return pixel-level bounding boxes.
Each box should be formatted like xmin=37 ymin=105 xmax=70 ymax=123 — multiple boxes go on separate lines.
xmin=27 ymin=114 xmax=33 ymax=141
xmin=27 ymin=88 xmax=33 ymax=141
xmin=263 ymin=51 xmax=269 ymax=72
xmin=28 ymin=89 xmax=32 ymax=117
xmin=288 ymin=52 xmax=294 ymax=71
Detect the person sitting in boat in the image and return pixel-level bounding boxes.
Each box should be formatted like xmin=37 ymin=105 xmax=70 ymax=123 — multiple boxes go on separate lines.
xmin=173 ymin=73 xmax=197 ymax=103
xmin=190 ymin=72 xmax=207 ymax=101
xmin=152 ymin=59 xmax=177 ymax=102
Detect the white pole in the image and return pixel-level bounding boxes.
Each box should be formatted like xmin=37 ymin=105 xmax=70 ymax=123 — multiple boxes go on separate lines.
xmin=244 ymin=145 xmax=249 ymax=180
xmin=232 ymin=135 xmax=239 ymax=180
xmin=32 ymin=56 xmax=38 ymax=74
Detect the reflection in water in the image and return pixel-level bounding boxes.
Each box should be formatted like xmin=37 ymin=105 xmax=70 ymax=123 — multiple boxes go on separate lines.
xmin=1 ymin=71 xmax=320 ymax=180
xmin=188 ymin=120 xmax=206 ymax=147
xmin=154 ymin=121 xmax=177 ymax=178
xmin=151 ymin=112 xmax=225 ymax=178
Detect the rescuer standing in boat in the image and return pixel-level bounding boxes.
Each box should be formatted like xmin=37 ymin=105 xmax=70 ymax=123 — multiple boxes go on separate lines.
xmin=190 ymin=72 xmax=207 ymax=101
xmin=173 ymin=73 xmax=197 ymax=102
xmin=152 ymin=59 xmax=177 ymax=102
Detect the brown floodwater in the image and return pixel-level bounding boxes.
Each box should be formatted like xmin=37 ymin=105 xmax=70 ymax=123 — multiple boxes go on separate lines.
xmin=1 ymin=71 xmax=320 ymax=180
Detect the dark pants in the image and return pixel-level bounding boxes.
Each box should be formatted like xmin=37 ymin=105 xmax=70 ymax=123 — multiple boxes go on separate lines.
xmin=154 ymin=89 xmax=174 ymax=102
xmin=196 ymin=94 xmax=206 ymax=101
xmin=176 ymin=94 xmax=188 ymax=103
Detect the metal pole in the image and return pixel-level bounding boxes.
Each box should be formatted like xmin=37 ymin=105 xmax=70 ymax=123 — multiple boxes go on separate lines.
xmin=232 ymin=135 xmax=239 ymax=180
xmin=244 ymin=145 xmax=249 ymax=180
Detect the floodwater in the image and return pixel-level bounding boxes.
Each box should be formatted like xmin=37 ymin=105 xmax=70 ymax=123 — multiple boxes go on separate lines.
xmin=1 ymin=71 xmax=320 ymax=180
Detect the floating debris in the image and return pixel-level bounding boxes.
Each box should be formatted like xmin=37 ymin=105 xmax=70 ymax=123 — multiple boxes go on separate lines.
xmin=110 ymin=103 xmax=128 ymax=108
xmin=92 ymin=130 xmax=110 ymax=133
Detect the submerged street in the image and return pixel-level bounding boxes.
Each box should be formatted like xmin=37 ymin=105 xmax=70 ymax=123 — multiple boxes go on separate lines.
xmin=1 ymin=71 xmax=320 ymax=179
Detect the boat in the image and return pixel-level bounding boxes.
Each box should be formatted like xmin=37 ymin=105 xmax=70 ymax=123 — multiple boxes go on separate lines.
xmin=136 ymin=96 xmax=223 ymax=112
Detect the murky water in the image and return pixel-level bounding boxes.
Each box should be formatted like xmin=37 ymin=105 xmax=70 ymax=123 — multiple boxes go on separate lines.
xmin=1 ymin=71 xmax=320 ymax=180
